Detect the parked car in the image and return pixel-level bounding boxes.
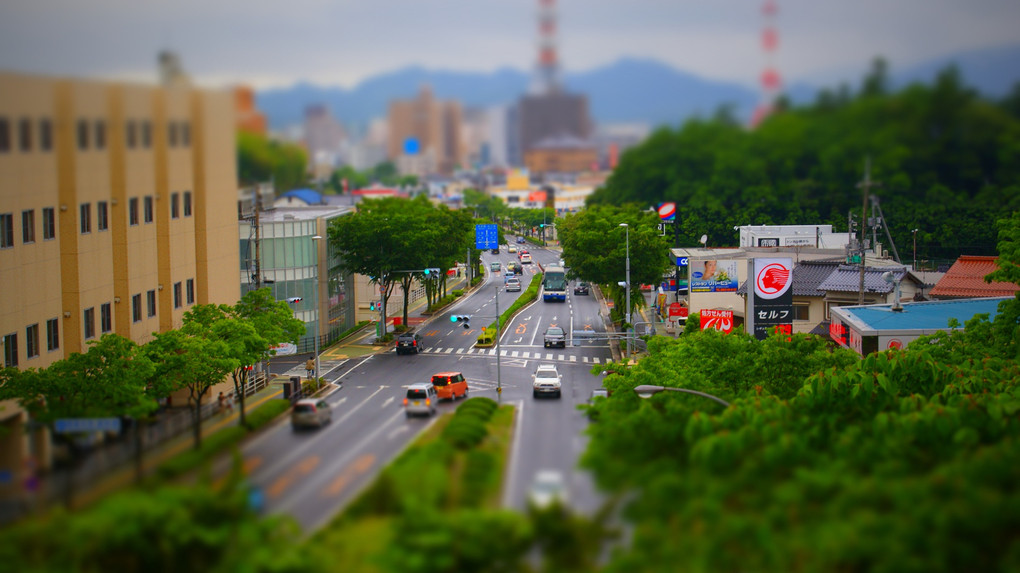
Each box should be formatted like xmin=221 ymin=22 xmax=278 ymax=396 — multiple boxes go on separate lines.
xmin=291 ymin=398 xmax=332 ymax=430
xmin=533 ymin=364 xmax=562 ymax=398
xmin=574 ymin=282 xmax=590 ymax=295
xmin=543 ymin=326 xmax=566 ymax=348
xmin=430 ymin=371 xmax=468 ymax=401
xmin=528 ymin=469 xmax=567 ymax=508
xmin=404 ymin=382 xmax=438 ymax=417
xmin=396 ymin=331 xmax=425 ymax=355
xmin=505 ymin=277 xmax=522 ymax=292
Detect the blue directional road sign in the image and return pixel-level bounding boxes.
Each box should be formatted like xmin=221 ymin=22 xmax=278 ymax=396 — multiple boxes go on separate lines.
xmin=54 ymin=417 xmax=122 ymax=433
xmin=475 ymin=224 xmax=499 ymax=250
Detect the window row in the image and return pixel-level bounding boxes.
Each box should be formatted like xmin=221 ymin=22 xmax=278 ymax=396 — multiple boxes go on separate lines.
xmin=0 ymin=116 xmax=191 ymax=153
xmin=2 ymin=317 xmax=64 ymax=367
xmin=1 ymin=208 xmax=55 ymax=248
xmin=129 ymin=279 xmax=196 ymax=322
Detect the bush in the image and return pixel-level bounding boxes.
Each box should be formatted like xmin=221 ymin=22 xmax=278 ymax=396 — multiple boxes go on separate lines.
xmin=456 ymin=397 xmax=498 ymax=421
xmin=460 ymin=450 xmax=496 ymax=508
xmin=442 ymin=416 xmax=489 ymax=450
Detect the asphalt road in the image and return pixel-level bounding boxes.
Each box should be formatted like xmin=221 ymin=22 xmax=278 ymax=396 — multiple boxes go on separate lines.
xmin=228 ymin=238 xmax=613 ymax=534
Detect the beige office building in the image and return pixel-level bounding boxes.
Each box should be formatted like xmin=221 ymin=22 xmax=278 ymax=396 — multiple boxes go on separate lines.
xmin=0 ymin=71 xmax=240 ymax=494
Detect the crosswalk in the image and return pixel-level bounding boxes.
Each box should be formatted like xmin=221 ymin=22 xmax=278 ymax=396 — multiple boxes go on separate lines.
xmin=413 ymin=347 xmax=607 ymax=364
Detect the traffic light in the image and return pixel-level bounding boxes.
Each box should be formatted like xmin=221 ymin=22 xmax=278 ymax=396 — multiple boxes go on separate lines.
xmin=423 ymin=267 xmax=440 ymax=277
xmin=450 ymin=315 xmax=471 ymax=329
xmin=286 ymin=297 xmax=302 ymax=304
xmin=369 ymin=301 xmax=377 ymax=311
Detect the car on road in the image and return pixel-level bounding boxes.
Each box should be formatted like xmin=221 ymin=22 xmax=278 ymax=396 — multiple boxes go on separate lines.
xmin=506 ymin=261 xmax=523 ymax=275
xmin=543 ymin=326 xmax=566 ymax=348
xmin=505 ymin=277 xmax=522 ymax=292
xmin=528 ymin=469 xmax=567 ymax=508
xmin=516 ymin=237 xmax=526 ymax=244
xmin=491 ymin=247 xmax=500 ymax=254
xmin=396 ymin=330 xmax=425 ymax=355
xmin=291 ymin=398 xmax=332 ymax=430
xmin=404 ymin=382 xmax=438 ymax=417
xmin=430 ymin=371 xmax=468 ymax=401
xmin=574 ymin=282 xmax=590 ymax=295
xmin=490 ymin=262 xmax=502 ymax=272
xmin=508 ymin=244 xmax=517 ymax=253
xmin=533 ymin=364 xmax=562 ymax=398
xmin=520 ymin=253 xmax=533 ymax=264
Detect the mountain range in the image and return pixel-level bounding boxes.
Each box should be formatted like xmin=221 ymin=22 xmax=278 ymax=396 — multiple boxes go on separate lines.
xmin=256 ymin=43 xmax=1020 ymax=132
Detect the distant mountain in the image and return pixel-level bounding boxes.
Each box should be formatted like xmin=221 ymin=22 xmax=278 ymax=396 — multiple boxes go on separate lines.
xmin=256 ymin=46 xmax=1020 ymax=132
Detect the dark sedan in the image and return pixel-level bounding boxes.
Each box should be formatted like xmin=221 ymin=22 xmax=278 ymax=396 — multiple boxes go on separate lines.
xmin=574 ymin=282 xmax=590 ymax=295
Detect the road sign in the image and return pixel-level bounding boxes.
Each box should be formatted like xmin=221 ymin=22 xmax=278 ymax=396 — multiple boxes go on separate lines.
xmin=54 ymin=417 xmax=122 ymax=433
xmin=475 ymin=224 xmax=499 ymax=249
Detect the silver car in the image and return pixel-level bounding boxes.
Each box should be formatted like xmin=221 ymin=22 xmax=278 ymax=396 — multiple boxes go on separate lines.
xmin=291 ymin=398 xmax=332 ymax=430
xmin=404 ymin=382 xmax=438 ymax=417
xmin=505 ymin=277 xmax=522 ymax=292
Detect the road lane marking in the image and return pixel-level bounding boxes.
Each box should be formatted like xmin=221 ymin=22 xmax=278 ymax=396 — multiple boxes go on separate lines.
xmin=570 ymin=355 xmax=577 ymax=362
xmin=456 ymin=348 xmax=465 ymax=354
xmin=387 ymin=425 xmax=410 ymax=440
xmin=267 ymin=454 xmax=321 ymax=499
xmin=381 ymin=396 xmax=395 ymax=408
xmin=322 ymin=453 xmax=376 ymax=497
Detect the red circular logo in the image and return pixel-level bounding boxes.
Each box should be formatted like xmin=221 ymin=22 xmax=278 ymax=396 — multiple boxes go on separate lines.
xmin=755 ymin=262 xmax=791 ymax=299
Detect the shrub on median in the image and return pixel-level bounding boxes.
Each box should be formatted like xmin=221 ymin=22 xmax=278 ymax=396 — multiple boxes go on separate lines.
xmin=476 ymin=273 xmax=543 ymax=345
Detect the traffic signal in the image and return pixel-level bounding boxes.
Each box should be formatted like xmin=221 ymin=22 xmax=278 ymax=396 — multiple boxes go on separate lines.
xmin=423 ymin=267 xmax=440 ymax=277
xmin=369 ymin=301 xmax=377 ymax=311
xmin=286 ymin=297 xmax=302 ymax=304
xmin=450 ymin=315 xmax=471 ymax=329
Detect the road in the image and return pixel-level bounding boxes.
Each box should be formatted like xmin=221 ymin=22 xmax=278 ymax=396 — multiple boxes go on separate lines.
xmin=231 ymin=238 xmax=613 ymax=533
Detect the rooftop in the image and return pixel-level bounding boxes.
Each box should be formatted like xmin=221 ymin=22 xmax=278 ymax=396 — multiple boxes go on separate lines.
xmin=835 ymin=296 xmax=1012 ymax=335
xmin=929 ymin=255 xmax=1019 ymax=298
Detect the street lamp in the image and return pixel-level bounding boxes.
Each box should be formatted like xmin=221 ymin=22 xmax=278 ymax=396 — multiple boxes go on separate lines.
xmin=619 ymin=223 xmax=631 ymax=364
xmin=911 ymin=228 xmax=919 ymax=271
xmin=311 ymin=234 xmax=322 ymax=385
xmin=633 ymin=385 xmax=730 ymax=407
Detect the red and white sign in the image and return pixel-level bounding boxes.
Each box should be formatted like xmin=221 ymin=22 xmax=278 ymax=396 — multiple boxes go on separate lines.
xmin=668 ymin=302 xmax=688 ymax=318
xmin=700 ymin=309 xmax=733 ymax=334
xmin=657 ymin=202 xmax=676 ymax=221
xmin=754 ymin=259 xmax=793 ymax=299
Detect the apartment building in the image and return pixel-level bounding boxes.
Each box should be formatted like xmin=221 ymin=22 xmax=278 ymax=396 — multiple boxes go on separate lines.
xmin=0 ymin=70 xmax=240 ymax=490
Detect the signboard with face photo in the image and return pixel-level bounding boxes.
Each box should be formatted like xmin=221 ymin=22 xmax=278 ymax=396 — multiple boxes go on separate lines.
xmin=690 ymin=260 xmax=739 ymax=292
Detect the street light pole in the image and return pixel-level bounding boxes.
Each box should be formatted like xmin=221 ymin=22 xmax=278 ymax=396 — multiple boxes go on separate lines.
xmin=911 ymin=228 xmax=919 ymax=271
xmin=311 ymin=235 xmax=322 ymax=384
xmin=620 ymin=223 xmax=631 ymax=364
xmin=634 ymin=384 xmax=730 ymax=407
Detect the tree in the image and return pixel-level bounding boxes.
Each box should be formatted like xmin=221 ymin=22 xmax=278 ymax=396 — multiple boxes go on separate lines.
xmin=237 ymin=132 xmax=308 ymax=193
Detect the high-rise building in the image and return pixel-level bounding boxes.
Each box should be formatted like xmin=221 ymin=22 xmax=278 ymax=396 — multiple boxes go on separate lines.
xmin=387 ymin=86 xmax=465 ymax=176
xmin=303 ymin=104 xmax=346 ymax=166
xmin=0 ymin=68 xmax=239 ymax=485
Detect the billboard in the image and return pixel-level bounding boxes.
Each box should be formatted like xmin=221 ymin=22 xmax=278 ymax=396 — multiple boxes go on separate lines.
xmin=700 ymin=309 xmax=734 ymax=334
xmin=690 ymin=260 xmax=739 ymax=292
xmin=750 ymin=257 xmax=793 ymax=340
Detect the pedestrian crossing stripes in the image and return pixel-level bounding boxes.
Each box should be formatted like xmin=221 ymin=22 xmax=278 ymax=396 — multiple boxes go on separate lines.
xmin=411 ymin=347 xmax=604 ymax=364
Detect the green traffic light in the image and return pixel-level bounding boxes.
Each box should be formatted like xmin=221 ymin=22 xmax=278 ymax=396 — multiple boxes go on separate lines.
xmin=450 ymin=315 xmax=458 ymax=323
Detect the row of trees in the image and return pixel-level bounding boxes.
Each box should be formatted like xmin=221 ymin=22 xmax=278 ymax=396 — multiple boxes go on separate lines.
xmin=580 ymin=212 xmax=1020 ymax=571
xmin=589 ymin=60 xmax=1020 ymax=266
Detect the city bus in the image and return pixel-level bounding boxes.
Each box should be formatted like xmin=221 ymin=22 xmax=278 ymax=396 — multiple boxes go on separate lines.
xmin=542 ymin=266 xmax=567 ymax=302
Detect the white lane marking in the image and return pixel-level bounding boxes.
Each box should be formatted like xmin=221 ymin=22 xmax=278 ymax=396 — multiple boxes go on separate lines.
xmin=569 ymin=355 xmax=577 ymax=362
xmin=593 ymin=357 xmax=601 ymax=364
xmin=456 ymin=348 xmax=465 ymax=354
xmin=546 ymin=353 xmax=553 ymax=360
xmin=445 ymin=348 xmax=454 ymax=354
xmin=387 ymin=425 xmax=410 ymax=440
xmin=512 ymin=351 xmax=519 ymax=357
xmin=381 ymin=396 xmax=395 ymax=408
xmin=558 ymin=354 xmax=566 ymax=361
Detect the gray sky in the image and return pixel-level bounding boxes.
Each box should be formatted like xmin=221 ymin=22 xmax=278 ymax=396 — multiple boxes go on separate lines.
xmin=1 ymin=0 xmax=1018 ymax=89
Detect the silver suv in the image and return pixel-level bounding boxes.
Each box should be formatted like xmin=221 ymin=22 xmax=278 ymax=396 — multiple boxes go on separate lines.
xmin=532 ymin=364 xmax=562 ymax=398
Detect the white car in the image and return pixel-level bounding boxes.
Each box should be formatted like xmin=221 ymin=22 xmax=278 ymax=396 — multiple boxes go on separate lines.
xmin=505 ymin=277 xmax=522 ymax=292
xmin=528 ymin=469 xmax=567 ymax=509
xmin=533 ymin=364 xmax=562 ymax=398
xmin=508 ymin=245 xmax=518 ymax=254
xmin=520 ymin=253 xmax=532 ymax=264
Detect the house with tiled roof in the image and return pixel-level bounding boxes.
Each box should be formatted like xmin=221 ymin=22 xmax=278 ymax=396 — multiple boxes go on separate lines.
xmin=929 ymin=255 xmax=1020 ymax=299
xmin=818 ymin=264 xmax=927 ymax=318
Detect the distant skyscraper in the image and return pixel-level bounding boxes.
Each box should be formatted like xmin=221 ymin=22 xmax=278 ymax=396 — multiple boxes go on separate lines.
xmin=303 ymin=104 xmax=346 ymax=162
xmin=387 ymin=86 xmax=464 ymax=176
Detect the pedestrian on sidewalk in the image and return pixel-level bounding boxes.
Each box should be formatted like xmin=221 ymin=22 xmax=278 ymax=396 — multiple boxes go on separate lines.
xmin=225 ymin=392 xmax=234 ymax=414
xmin=217 ymin=391 xmax=226 ymax=414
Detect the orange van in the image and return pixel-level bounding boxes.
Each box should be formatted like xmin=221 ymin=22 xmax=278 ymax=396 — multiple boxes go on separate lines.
xmin=430 ymin=371 xmax=468 ymax=401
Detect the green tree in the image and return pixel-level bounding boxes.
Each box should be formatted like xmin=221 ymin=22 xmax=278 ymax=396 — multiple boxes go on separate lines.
xmin=237 ymin=132 xmax=308 ymax=193
xmin=328 ymin=165 xmax=369 ymax=193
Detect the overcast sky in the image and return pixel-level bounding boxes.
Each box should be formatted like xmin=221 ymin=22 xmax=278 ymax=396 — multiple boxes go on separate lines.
xmin=2 ymin=0 xmax=1018 ymax=90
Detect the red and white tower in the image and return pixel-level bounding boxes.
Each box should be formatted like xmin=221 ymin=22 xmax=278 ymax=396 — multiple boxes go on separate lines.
xmin=533 ymin=0 xmax=562 ymax=94
xmin=753 ymin=0 xmax=781 ymax=126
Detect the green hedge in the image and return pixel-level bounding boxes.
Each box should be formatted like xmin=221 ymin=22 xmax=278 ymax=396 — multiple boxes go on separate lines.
xmin=476 ymin=273 xmax=543 ymax=345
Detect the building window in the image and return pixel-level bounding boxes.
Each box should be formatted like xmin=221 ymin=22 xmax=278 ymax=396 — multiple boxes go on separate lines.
xmin=39 ymin=119 xmax=52 ymax=151
xmin=182 ymin=122 xmax=191 ymax=146
xmin=183 ymin=191 xmax=192 ymax=216
xmin=142 ymin=121 xmax=152 ymax=148
xmin=83 ymin=307 xmax=96 ymax=339
xmin=144 ymin=196 xmax=153 ymax=223
xmin=168 ymin=121 xmax=178 ymax=147
xmin=22 ymin=209 xmax=35 ymax=244
xmin=42 ymin=207 xmax=55 ymax=240
xmin=97 ymin=201 xmax=108 ymax=231
xmin=95 ymin=120 xmax=106 ymax=149
xmin=80 ymin=203 xmax=91 ymax=234
xmin=0 ymin=117 xmax=9 ymax=152
xmin=126 ymin=120 xmax=137 ymax=149
xmin=173 ymin=282 xmax=182 ymax=308
xmin=101 ymin=303 xmax=112 ymax=333
xmin=2 ymin=333 xmax=17 ymax=367
xmin=171 ymin=192 xmax=180 ymax=218
xmin=26 ymin=324 xmax=39 ymax=358
xmin=186 ymin=278 xmax=195 ymax=304
xmin=147 ymin=289 xmax=156 ymax=317
xmin=793 ymin=303 xmax=810 ymax=321
xmin=19 ymin=117 xmax=32 ymax=152
xmin=1 ymin=213 xmax=14 ymax=248
xmin=77 ymin=119 xmax=89 ymax=150
xmin=46 ymin=318 xmax=59 ymax=351
xmin=129 ymin=197 xmax=139 ymax=226
xmin=132 ymin=294 xmax=142 ymax=322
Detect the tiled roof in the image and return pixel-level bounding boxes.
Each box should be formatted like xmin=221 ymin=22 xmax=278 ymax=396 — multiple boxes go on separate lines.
xmin=817 ymin=265 xmax=917 ymax=293
xmin=929 ymin=256 xmax=1020 ymax=298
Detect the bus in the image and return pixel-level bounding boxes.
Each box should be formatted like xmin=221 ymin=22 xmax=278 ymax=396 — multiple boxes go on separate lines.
xmin=542 ymin=266 xmax=567 ymax=302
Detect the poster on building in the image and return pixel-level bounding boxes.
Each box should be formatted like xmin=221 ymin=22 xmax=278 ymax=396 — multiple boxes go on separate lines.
xmin=751 ymin=257 xmax=793 ymax=340
xmin=690 ymin=260 xmax=739 ymax=292
xmin=700 ymin=309 xmax=734 ymax=334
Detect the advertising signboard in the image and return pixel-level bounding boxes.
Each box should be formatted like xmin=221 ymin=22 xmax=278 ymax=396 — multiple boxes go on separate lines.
xmin=690 ymin=260 xmax=739 ymax=292
xmin=700 ymin=309 xmax=734 ymax=334
xmin=751 ymin=257 xmax=793 ymax=340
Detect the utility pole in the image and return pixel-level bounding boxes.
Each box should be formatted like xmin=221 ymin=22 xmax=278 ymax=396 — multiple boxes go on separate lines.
xmin=253 ymin=189 xmax=261 ymax=290
xmin=857 ymin=157 xmax=881 ymax=305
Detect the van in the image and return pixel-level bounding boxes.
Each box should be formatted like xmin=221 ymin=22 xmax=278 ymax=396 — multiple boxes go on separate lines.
xmin=291 ymin=398 xmax=332 ymax=430
xmin=430 ymin=371 xmax=468 ymax=401
xmin=404 ymin=383 xmax=438 ymax=417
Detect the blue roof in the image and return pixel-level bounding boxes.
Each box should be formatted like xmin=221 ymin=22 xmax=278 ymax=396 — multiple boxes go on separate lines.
xmin=279 ymin=188 xmax=323 ymax=205
xmin=838 ymin=297 xmax=1012 ymax=334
